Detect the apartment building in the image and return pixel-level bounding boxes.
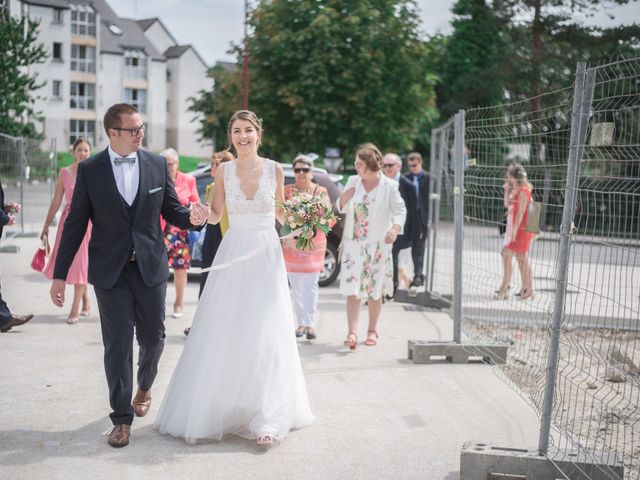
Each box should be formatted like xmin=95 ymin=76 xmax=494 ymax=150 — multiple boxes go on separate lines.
xmin=8 ymin=0 xmax=211 ymax=157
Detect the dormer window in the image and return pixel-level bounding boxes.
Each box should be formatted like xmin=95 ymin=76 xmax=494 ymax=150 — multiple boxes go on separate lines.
xmin=124 ymin=49 xmax=147 ymax=80
xmin=70 ymin=3 xmax=96 ymax=37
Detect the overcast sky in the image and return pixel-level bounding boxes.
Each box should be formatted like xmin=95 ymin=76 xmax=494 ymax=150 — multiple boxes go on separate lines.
xmin=108 ymin=0 xmax=640 ymax=66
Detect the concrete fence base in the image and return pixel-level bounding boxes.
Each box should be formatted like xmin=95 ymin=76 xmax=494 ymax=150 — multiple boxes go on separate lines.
xmin=407 ymin=341 xmax=508 ymax=364
xmin=460 ymin=441 xmax=624 ymax=480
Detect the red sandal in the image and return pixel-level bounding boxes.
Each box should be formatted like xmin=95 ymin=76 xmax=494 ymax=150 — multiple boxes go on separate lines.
xmin=365 ymin=330 xmax=379 ymax=346
xmin=343 ymin=333 xmax=357 ymax=350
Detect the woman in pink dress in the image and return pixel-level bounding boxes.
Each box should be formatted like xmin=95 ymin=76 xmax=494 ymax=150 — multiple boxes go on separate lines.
xmin=159 ymin=148 xmax=200 ymax=318
xmin=41 ymin=138 xmax=93 ymax=324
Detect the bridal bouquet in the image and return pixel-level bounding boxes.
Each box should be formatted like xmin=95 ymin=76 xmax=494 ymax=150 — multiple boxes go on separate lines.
xmin=280 ymin=188 xmax=338 ymax=250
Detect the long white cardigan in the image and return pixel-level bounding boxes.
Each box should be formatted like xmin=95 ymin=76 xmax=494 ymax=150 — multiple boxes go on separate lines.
xmin=338 ymin=174 xmax=407 ymax=242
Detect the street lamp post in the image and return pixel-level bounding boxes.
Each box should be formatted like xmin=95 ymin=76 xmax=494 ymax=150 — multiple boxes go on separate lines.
xmin=242 ymin=0 xmax=250 ymax=110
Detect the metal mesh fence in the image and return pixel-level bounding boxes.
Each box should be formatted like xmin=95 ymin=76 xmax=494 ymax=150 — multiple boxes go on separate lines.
xmin=0 ymin=133 xmax=56 ymax=239
xmin=428 ymin=57 xmax=640 ymax=479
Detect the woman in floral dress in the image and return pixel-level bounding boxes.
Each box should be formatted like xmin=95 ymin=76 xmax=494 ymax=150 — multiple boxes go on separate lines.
xmin=337 ymin=143 xmax=406 ymax=349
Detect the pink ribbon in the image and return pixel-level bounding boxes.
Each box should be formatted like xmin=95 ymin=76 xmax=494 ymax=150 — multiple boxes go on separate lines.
xmin=200 ymin=229 xmax=301 ymax=273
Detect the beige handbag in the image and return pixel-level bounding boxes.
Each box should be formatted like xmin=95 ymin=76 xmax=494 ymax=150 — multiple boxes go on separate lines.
xmin=526 ymin=201 xmax=542 ymax=234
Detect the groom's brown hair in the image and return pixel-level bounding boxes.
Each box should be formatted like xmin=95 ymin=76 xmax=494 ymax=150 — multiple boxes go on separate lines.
xmin=103 ymin=103 xmax=139 ymax=135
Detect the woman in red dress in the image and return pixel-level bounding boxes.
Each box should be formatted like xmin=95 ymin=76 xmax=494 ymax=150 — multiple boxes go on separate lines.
xmin=496 ymin=163 xmax=534 ymax=300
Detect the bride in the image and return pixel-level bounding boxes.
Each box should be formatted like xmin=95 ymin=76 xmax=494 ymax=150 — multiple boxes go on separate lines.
xmin=154 ymin=110 xmax=314 ymax=445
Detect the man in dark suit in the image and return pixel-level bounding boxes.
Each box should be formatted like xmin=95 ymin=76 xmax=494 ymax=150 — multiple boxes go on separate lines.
xmin=403 ymin=152 xmax=430 ymax=287
xmin=50 ymin=103 xmax=209 ymax=448
xmin=382 ymin=153 xmax=412 ymax=296
xmin=0 ymin=184 xmax=34 ymax=332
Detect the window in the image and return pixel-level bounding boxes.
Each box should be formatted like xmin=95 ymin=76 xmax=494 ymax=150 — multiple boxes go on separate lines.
xmin=52 ymin=80 xmax=62 ymax=99
xmin=71 ymin=45 xmax=95 ymax=73
xmin=69 ymin=120 xmax=95 ymax=147
xmin=124 ymin=49 xmax=147 ymax=80
xmin=70 ymin=82 xmax=95 ymax=110
xmin=125 ymin=88 xmax=147 ymax=114
xmin=52 ymin=42 xmax=62 ymax=60
xmin=70 ymin=3 xmax=96 ymax=36
xmin=53 ymin=8 xmax=64 ymax=24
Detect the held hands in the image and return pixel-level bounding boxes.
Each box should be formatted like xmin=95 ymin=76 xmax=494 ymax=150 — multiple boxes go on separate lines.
xmin=50 ymin=279 xmax=66 ymax=307
xmin=6 ymin=215 xmax=15 ymax=226
xmin=189 ymin=201 xmax=210 ymax=225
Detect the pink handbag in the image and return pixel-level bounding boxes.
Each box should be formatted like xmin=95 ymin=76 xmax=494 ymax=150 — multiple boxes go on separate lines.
xmin=30 ymin=235 xmax=50 ymax=272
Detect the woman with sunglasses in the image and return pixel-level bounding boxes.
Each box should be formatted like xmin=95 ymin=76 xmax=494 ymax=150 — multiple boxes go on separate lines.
xmin=282 ymin=155 xmax=332 ymax=341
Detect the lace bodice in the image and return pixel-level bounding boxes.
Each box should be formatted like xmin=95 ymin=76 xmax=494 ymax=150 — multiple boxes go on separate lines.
xmin=224 ymin=159 xmax=276 ymax=215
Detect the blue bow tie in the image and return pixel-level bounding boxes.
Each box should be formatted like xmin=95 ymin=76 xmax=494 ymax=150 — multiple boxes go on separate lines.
xmin=114 ymin=157 xmax=136 ymax=166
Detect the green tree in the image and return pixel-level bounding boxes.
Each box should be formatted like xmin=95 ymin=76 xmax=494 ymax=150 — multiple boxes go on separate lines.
xmin=248 ymin=0 xmax=436 ymax=163
xmin=188 ymin=63 xmax=243 ymax=151
xmin=0 ymin=15 xmax=48 ymax=137
xmin=438 ymin=0 xmax=508 ymax=119
xmin=495 ymin=0 xmax=639 ymax=103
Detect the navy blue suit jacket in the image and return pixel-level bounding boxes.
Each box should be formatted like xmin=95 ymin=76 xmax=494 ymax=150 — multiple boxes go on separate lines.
xmin=53 ymin=148 xmax=194 ymax=289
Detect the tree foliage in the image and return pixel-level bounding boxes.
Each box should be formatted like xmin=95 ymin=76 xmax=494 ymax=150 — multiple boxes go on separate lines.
xmin=0 ymin=15 xmax=48 ymax=137
xmin=247 ymin=0 xmax=437 ymax=162
xmin=437 ymin=0 xmax=509 ymax=119
xmin=188 ymin=63 xmax=243 ymax=151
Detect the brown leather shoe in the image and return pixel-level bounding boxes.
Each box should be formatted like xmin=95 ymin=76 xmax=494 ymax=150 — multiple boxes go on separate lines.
xmin=1 ymin=314 xmax=34 ymax=333
xmin=132 ymin=388 xmax=152 ymax=417
xmin=107 ymin=424 xmax=131 ymax=448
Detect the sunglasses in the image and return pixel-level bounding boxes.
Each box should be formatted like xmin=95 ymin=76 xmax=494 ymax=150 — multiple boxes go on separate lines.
xmin=294 ymin=168 xmax=311 ymax=174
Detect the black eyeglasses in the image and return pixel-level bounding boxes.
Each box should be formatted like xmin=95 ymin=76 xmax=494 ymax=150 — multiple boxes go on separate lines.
xmin=294 ymin=168 xmax=311 ymax=174
xmin=383 ymin=163 xmax=396 ymax=168
xmin=113 ymin=123 xmax=146 ymax=136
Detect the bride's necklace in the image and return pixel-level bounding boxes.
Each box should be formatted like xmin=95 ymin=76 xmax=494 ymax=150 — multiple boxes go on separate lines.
xmin=238 ymin=157 xmax=261 ymax=177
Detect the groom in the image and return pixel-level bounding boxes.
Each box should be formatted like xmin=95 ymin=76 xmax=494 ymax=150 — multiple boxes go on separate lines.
xmin=50 ymin=103 xmax=209 ymax=448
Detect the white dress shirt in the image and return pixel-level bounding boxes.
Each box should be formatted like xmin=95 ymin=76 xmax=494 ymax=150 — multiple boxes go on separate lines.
xmin=108 ymin=146 xmax=140 ymax=206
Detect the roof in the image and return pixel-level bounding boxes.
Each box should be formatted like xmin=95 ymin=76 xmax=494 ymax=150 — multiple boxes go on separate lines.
xmin=164 ymin=45 xmax=190 ymax=59
xmin=135 ymin=18 xmax=157 ymax=31
xmin=164 ymin=45 xmax=208 ymax=68
xmin=215 ymin=61 xmax=238 ymax=72
xmin=90 ymin=0 xmax=163 ymax=60
xmin=19 ymin=0 xmax=69 ymax=8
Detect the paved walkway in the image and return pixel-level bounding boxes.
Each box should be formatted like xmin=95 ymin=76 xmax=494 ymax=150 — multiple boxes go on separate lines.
xmin=0 ymin=234 xmax=541 ymax=480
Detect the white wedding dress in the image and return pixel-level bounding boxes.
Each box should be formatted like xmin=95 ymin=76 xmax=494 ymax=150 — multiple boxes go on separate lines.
xmin=155 ymin=159 xmax=314 ymax=443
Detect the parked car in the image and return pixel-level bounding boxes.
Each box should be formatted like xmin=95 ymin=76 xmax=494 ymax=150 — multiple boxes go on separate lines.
xmin=188 ymin=162 xmax=344 ymax=287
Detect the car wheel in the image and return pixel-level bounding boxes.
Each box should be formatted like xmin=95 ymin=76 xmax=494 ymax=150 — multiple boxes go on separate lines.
xmin=319 ymin=240 xmax=340 ymax=287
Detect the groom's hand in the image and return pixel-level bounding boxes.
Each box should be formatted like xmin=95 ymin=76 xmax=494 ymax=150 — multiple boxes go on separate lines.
xmin=189 ymin=202 xmax=210 ymax=225
xmin=50 ymin=279 xmax=66 ymax=307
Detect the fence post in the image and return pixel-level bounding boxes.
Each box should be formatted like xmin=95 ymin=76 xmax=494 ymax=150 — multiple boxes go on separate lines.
xmin=18 ymin=137 xmax=25 ymax=236
xmin=424 ymin=128 xmax=438 ymax=288
xmin=537 ymin=62 xmax=596 ymax=455
xmin=429 ymin=127 xmax=446 ymax=292
xmin=49 ymin=137 xmax=57 ymax=201
xmin=453 ymin=110 xmax=465 ymax=345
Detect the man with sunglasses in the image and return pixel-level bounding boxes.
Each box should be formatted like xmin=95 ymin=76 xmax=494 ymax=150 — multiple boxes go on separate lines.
xmin=383 ymin=153 xmax=412 ymax=297
xmin=50 ymin=103 xmax=209 ymax=448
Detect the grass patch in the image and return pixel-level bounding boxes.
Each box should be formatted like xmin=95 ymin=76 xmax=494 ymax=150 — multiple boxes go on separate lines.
xmin=56 ymin=152 xmax=207 ymax=172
